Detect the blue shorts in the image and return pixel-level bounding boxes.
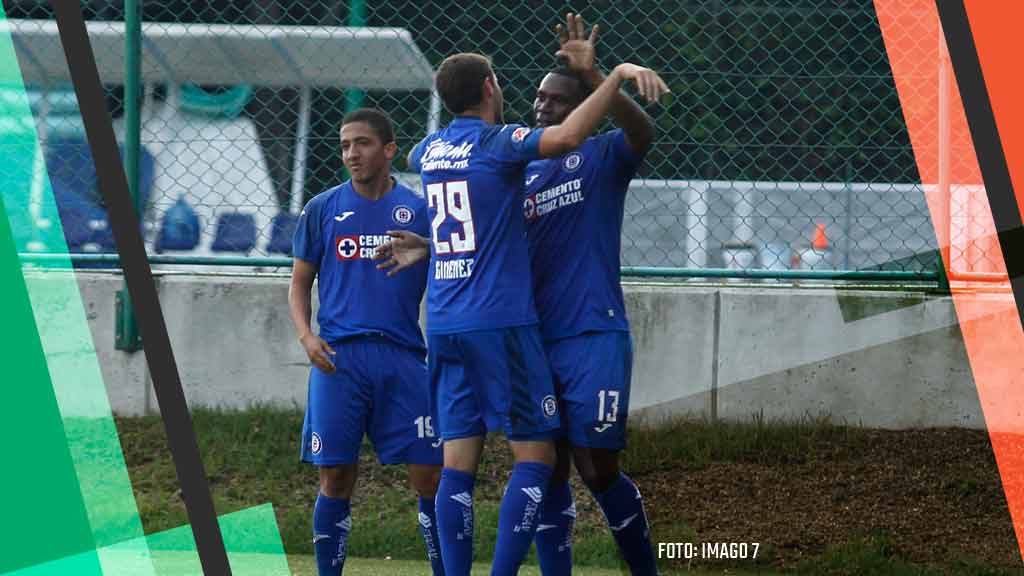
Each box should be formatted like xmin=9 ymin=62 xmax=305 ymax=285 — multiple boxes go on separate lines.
xmin=427 ymin=325 xmax=560 ymax=441
xmin=300 ymin=335 xmax=442 ymax=467
xmin=545 ymin=331 xmax=633 ymax=450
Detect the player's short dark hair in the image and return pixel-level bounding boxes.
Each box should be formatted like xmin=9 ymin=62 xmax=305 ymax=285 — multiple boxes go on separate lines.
xmin=435 ymin=53 xmax=494 ymax=114
xmin=341 ymin=108 xmax=395 ymax=144
xmin=548 ymin=66 xmax=590 ymax=103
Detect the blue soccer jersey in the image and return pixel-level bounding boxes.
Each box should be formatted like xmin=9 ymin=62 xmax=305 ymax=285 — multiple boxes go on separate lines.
xmin=293 ymin=180 xmax=429 ymax=351
xmin=409 ymin=117 xmax=546 ymax=334
xmin=523 ymin=129 xmax=643 ymax=341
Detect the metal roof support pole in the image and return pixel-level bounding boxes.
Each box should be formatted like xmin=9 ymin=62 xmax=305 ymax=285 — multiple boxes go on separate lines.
xmin=116 ymin=0 xmax=143 ymax=352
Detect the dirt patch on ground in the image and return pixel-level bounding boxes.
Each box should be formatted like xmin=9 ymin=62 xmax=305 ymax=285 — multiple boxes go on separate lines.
xmin=631 ymin=428 xmax=1020 ymax=571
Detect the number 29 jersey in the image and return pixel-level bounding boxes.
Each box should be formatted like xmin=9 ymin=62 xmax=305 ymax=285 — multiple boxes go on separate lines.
xmin=409 ymin=116 xmax=546 ymax=335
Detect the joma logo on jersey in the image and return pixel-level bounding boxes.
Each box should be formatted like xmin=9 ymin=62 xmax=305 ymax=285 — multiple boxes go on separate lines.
xmin=335 ymin=235 xmax=392 ymax=261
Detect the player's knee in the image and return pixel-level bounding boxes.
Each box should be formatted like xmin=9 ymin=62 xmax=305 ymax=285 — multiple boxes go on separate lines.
xmin=442 ymin=436 xmax=485 ymax=474
xmin=319 ymin=464 xmax=357 ymax=499
xmin=509 ymin=439 xmax=556 ymax=468
xmin=574 ymin=448 xmax=620 ymax=493
xmin=408 ymin=464 xmax=442 ymax=497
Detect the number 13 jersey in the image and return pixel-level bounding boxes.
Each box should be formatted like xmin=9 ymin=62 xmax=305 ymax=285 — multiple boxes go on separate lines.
xmin=409 ymin=116 xmax=546 ymax=334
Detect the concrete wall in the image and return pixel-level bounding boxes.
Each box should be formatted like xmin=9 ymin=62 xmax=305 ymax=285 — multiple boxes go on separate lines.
xmin=625 ymin=284 xmax=982 ymax=429
xmin=44 ymin=271 xmax=991 ymax=430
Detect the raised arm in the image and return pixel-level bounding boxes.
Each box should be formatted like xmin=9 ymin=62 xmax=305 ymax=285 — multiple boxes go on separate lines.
xmin=538 ymin=40 xmax=668 ymax=158
xmin=557 ymin=13 xmax=655 ymax=155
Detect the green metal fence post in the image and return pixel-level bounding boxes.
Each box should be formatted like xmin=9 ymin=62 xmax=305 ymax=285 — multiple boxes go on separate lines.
xmin=115 ymin=0 xmax=143 ymax=352
xmin=934 ymin=252 xmax=951 ymax=295
xmin=345 ymin=0 xmax=366 ymax=113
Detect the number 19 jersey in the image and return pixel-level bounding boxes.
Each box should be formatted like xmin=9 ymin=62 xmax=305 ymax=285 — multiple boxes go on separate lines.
xmin=409 ymin=116 xmax=546 ymax=334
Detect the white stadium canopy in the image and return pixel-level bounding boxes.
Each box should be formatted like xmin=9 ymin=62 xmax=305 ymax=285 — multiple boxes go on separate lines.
xmin=1 ymin=18 xmax=440 ymax=224
xmin=2 ymin=18 xmax=437 ymax=91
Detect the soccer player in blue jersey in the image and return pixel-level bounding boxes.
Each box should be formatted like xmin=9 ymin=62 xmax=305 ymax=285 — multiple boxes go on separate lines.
xmin=526 ymin=14 xmax=660 ymax=576
xmin=289 ymin=108 xmax=445 ymax=576
xmin=382 ymin=46 xmax=668 ymax=576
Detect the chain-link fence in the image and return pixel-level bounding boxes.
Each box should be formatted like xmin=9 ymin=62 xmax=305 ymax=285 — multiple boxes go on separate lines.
xmin=3 ymin=0 xmax=996 ymax=278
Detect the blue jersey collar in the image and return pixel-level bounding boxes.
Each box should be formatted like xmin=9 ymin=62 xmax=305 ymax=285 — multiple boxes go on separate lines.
xmin=341 ymin=176 xmax=400 ymax=204
xmin=451 ymin=115 xmax=488 ymax=127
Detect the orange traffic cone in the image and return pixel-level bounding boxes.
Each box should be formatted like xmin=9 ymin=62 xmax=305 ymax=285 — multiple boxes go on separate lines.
xmin=812 ymin=223 xmax=829 ymax=251
xmin=796 ymin=222 xmax=831 ymax=271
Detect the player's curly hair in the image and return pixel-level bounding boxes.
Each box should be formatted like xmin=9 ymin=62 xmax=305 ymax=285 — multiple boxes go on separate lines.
xmin=549 ymin=66 xmax=591 ymax=103
xmin=341 ymin=108 xmax=395 ymax=144
xmin=435 ymin=53 xmax=494 ymax=114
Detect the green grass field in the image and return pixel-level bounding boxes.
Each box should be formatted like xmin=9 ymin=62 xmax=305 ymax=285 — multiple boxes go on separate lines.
xmin=115 ymin=407 xmax=861 ymax=570
xmin=284 ymin=555 xmax=768 ymax=575
xmin=111 ymin=407 xmax=1024 ymax=576
xmin=284 ymin=551 xmax=1024 ymax=576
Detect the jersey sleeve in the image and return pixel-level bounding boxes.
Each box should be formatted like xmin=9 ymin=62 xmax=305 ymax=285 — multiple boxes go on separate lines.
xmin=408 ymin=137 xmax=428 ymax=173
xmin=292 ymin=195 xmax=325 ymax=265
xmin=414 ymin=203 xmax=430 ymax=238
xmin=480 ymin=124 xmax=546 ymax=164
xmin=606 ymin=129 xmax=644 ymax=176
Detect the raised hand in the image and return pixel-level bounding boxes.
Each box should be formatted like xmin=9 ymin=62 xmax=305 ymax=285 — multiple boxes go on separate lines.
xmin=612 ymin=63 xmax=671 ymax=104
xmin=555 ymin=12 xmax=598 ymax=75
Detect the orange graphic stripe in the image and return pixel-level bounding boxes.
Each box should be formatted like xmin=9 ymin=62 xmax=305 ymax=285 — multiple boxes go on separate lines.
xmin=875 ymin=0 xmax=1024 ymax=561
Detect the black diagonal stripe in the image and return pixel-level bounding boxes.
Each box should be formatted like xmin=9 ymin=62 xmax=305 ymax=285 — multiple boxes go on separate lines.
xmin=937 ymin=0 xmax=1024 ymax=321
xmin=49 ymin=3 xmax=232 ymax=574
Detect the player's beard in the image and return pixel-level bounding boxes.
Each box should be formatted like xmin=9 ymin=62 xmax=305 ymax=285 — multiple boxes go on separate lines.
xmin=348 ymin=161 xmax=379 ymax=185
xmin=353 ymin=168 xmax=382 ymax=185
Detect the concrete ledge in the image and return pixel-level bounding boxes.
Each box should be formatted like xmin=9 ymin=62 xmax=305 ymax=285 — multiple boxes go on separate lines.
xmin=19 ymin=271 xmax=987 ymax=428
xmin=714 ymin=288 xmax=980 ymax=427
xmin=158 ymin=274 xmax=310 ymax=412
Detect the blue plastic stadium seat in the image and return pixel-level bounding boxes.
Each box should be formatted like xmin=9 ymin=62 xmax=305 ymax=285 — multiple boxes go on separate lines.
xmin=50 ymin=184 xmax=99 ymax=250
xmin=156 ymin=196 xmax=201 ymax=252
xmin=45 ymin=139 xmax=96 ymax=200
xmin=267 ymin=212 xmax=298 ymax=255
xmin=46 ymin=139 xmax=100 ymax=252
xmin=211 ymin=212 xmax=257 ymax=253
xmin=44 ymin=137 xmax=155 ymax=257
